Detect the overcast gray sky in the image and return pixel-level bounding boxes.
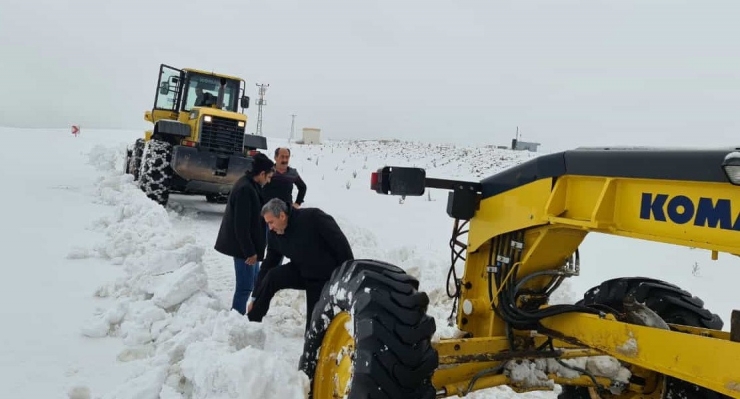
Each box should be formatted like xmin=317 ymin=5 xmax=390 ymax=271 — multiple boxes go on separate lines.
xmin=1 ymin=0 xmax=739 ymax=151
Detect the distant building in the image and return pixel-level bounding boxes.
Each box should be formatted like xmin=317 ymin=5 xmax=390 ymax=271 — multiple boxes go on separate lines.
xmin=301 ymin=128 xmax=321 ymax=144
xmin=511 ymin=138 xmax=540 ymax=152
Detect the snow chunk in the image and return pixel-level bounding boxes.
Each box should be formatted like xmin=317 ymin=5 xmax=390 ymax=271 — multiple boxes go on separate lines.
xmin=152 ymin=262 xmax=208 ymax=309
xmin=586 ymin=356 xmax=626 ymax=381
xmin=505 ymin=359 xmax=554 ymax=389
xmin=618 ymin=332 xmax=639 ymax=357
xmin=546 ymin=358 xmax=585 ymax=379
xmin=180 ymin=342 xmax=309 ymax=399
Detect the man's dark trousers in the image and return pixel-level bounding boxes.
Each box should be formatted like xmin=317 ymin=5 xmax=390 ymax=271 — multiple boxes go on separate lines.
xmin=248 ymin=264 xmax=326 ymax=331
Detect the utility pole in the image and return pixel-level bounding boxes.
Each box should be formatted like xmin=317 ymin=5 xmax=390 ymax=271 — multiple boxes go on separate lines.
xmin=289 ymin=114 xmax=297 ymax=142
xmin=512 ymin=126 xmax=521 ymax=151
xmin=255 ymin=83 xmax=269 ymax=136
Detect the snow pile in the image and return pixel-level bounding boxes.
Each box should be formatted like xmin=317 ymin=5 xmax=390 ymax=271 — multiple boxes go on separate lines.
xmin=70 ymin=144 xmax=309 ymax=399
xmin=503 ymin=356 xmax=631 ymax=390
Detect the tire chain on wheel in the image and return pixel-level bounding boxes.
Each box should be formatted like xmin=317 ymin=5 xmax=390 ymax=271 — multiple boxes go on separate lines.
xmin=138 ymin=139 xmax=173 ymax=206
xmin=558 ymin=277 xmax=728 ymax=399
xmin=124 ymin=149 xmax=132 ymax=175
xmin=299 ymin=259 xmax=439 ymax=399
xmin=127 ymin=138 xmax=145 ymax=181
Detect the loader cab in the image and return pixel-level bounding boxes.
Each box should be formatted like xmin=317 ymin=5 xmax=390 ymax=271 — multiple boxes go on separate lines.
xmin=181 ymin=73 xmax=241 ymax=112
xmin=151 ymin=64 xmax=250 ymax=118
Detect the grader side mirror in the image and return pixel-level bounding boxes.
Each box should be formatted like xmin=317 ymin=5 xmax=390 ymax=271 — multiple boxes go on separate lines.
xmin=159 ymin=82 xmax=169 ymax=95
xmin=241 ymin=96 xmax=250 ymax=109
xmin=371 ymin=166 xmax=427 ymax=196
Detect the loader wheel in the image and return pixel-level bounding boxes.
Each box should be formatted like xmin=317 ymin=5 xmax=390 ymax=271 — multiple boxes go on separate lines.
xmin=558 ymin=277 xmax=727 ymax=399
xmin=126 ymin=139 xmax=145 ymax=181
xmin=298 ymin=259 xmax=438 ymax=399
xmin=205 ymin=193 xmax=229 ymax=204
xmin=138 ymin=139 xmax=173 ymax=206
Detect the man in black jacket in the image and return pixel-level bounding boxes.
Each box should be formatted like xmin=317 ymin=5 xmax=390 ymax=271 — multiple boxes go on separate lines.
xmin=247 ymin=198 xmax=354 ymax=330
xmin=214 ymin=152 xmax=275 ymax=315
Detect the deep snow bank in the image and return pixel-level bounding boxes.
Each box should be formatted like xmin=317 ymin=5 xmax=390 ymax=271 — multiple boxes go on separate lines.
xmin=70 ymin=144 xmax=309 ymax=399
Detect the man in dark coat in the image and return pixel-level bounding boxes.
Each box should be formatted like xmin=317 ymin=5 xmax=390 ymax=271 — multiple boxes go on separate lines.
xmin=214 ymin=152 xmax=275 ymax=315
xmin=247 ymin=198 xmax=354 ymax=331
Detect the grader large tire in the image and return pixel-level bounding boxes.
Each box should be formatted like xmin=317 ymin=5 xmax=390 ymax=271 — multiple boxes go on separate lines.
xmin=138 ymin=139 xmax=173 ymax=206
xmin=298 ymin=259 xmax=438 ymax=399
xmin=558 ymin=277 xmax=727 ymax=399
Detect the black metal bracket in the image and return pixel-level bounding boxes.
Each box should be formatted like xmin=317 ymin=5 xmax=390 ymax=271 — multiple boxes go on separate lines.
xmin=371 ymin=166 xmax=482 ymax=220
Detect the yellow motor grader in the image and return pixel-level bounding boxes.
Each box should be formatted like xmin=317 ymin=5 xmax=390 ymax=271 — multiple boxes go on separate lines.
xmin=298 ymin=146 xmax=740 ymax=398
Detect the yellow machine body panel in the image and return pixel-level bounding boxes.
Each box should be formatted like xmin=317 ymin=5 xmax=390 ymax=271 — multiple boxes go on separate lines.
xmin=469 ymin=175 xmax=740 ymax=255
xmin=145 ymin=107 xmax=248 ymax=145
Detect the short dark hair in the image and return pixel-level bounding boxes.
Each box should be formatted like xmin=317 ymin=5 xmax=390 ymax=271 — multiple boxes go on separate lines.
xmin=250 ymin=152 xmax=275 ymax=175
xmin=274 ymin=147 xmax=291 ymax=157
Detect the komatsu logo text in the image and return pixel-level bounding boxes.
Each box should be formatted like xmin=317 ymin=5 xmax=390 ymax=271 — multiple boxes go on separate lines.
xmin=640 ymin=193 xmax=740 ymax=230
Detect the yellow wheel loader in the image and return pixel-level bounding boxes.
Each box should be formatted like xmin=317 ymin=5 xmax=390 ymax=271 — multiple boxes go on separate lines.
xmin=124 ymin=64 xmax=268 ymax=206
xmin=298 ymin=147 xmax=740 ymax=399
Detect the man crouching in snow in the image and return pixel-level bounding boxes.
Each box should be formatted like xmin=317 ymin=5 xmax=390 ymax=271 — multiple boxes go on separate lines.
xmin=247 ymin=198 xmax=354 ymax=331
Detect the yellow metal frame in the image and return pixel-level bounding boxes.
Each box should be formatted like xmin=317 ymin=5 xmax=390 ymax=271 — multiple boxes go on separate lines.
xmin=436 ymin=173 xmax=740 ymax=398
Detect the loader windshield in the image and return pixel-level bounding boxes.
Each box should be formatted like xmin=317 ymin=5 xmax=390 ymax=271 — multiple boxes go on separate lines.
xmin=182 ymin=74 xmax=241 ymax=113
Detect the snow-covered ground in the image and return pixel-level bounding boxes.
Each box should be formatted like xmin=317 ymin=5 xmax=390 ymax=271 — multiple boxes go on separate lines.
xmin=2 ymin=126 xmax=739 ymax=399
